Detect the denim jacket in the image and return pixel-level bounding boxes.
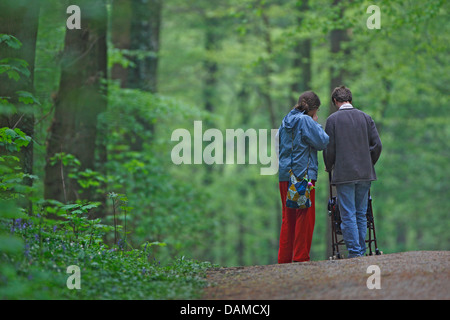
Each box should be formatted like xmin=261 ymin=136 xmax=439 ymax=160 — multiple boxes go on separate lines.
xmin=278 ymin=109 xmax=329 ymax=181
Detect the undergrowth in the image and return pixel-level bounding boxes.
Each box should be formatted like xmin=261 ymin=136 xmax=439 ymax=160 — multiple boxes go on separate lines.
xmin=0 ymin=127 xmax=216 ymax=300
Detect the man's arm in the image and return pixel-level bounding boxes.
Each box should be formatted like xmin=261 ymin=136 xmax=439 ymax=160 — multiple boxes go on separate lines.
xmin=368 ymin=116 xmax=382 ymax=165
xmin=323 ymin=118 xmax=335 ymax=172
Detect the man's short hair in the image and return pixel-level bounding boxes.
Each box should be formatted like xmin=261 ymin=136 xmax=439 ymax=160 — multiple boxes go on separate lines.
xmin=331 ymin=86 xmax=352 ymax=103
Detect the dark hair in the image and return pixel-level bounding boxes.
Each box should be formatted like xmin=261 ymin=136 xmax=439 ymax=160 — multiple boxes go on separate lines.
xmin=331 ymin=86 xmax=352 ymax=103
xmin=293 ymin=91 xmax=321 ymax=113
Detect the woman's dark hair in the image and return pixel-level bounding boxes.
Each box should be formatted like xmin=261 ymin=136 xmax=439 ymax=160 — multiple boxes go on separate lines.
xmin=293 ymin=91 xmax=321 ymax=113
xmin=331 ymin=86 xmax=352 ymax=103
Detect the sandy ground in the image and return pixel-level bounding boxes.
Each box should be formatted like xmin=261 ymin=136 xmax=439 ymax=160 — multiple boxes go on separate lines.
xmin=203 ymin=251 xmax=449 ymax=300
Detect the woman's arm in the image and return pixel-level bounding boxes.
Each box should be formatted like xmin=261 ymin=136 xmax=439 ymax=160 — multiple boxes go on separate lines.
xmin=302 ymin=116 xmax=329 ymax=151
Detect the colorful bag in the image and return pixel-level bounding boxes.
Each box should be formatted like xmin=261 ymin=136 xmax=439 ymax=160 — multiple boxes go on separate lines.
xmin=286 ymin=131 xmax=313 ymax=209
xmin=286 ymin=170 xmax=312 ymax=209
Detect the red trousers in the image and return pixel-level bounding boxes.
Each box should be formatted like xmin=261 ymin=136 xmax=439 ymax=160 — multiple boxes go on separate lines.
xmin=278 ymin=180 xmax=316 ymax=263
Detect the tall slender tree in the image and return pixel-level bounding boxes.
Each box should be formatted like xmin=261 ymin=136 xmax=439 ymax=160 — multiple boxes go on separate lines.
xmin=290 ymin=0 xmax=312 ymax=104
xmin=44 ymin=0 xmax=108 ymax=206
xmin=259 ymin=1 xmax=277 ymax=130
xmin=111 ymin=0 xmax=162 ymax=93
xmin=326 ymin=0 xmax=351 ymax=259
xmin=129 ymin=0 xmax=162 ymax=94
xmin=110 ymin=0 xmax=163 ymax=151
xmin=110 ymin=0 xmax=132 ymax=88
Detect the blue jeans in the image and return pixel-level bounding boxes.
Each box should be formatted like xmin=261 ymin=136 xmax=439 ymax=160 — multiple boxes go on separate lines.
xmin=336 ymin=181 xmax=371 ymax=258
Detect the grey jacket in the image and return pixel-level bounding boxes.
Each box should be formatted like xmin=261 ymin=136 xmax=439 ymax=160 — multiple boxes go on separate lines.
xmin=323 ymin=105 xmax=382 ymax=185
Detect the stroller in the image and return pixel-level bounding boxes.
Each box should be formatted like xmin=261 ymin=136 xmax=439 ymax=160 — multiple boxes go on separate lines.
xmin=327 ymin=173 xmax=381 ymax=259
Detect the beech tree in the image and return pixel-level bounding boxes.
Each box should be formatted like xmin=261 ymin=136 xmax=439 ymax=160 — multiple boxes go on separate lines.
xmin=44 ymin=0 xmax=107 ymax=205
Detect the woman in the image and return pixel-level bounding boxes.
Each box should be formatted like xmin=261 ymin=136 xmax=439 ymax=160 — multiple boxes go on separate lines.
xmin=277 ymin=91 xmax=329 ymax=263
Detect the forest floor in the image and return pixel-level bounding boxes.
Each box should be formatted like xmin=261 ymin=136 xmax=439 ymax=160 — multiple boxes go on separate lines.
xmin=202 ymin=251 xmax=449 ymax=300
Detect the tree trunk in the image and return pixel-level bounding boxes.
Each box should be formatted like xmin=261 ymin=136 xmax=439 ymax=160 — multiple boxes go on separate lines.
xmin=203 ymin=16 xmax=219 ymax=117
xmin=110 ymin=0 xmax=162 ymax=151
xmin=326 ymin=0 xmax=351 ymax=259
xmin=259 ymin=2 xmax=280 ymax=264
xmin=290 ymin=0 xmax=312 ymax=105
xmin=110 ymin=0 xmax=132 ymax=88
xmin=202 ymin=14 xmax=220 ymax=188
xmin=128 ymin=0 xmax=162 ymax=93
xmin=200 ymin=15 xmax=219 ymax=262
xmin=260 ymin=9 xmax=277 ymax=130
xmin=44 ymin=0 xmax=107 ymax=206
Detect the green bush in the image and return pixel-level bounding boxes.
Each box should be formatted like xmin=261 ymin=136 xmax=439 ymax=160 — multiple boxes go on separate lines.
xmin=0 ymin=127 xmax=215 ymax=300
xmin=0 ymin=197 xmax=215 ymax=300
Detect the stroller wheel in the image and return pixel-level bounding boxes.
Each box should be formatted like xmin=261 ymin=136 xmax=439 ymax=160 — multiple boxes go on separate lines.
xmin=375 ymin=249 xmax=382 ymax=255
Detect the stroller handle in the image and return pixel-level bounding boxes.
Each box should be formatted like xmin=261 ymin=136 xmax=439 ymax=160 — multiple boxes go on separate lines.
xmin=328 ymin=171 xmax=333 ymax=198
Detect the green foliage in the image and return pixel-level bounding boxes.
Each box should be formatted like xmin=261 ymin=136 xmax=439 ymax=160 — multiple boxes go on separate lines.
xmin=1 ymin=150 xmax=213 ymax=300
xmin=0 ymin=32 xmax=40 ymax=117
xmin=102 ymin=82 xmax=210 ymax=260
xmin=0 ymin=126 xmax=214 ymax=299
xmin=16 ymin=91 xmax=41 ymax=105
xmin=0 ymin=127 xmax=31 ymax=153
xmin=0 ymin=127 xmax=36 ymax=200
xmin=0 ymin=34 xmax=22 ymax=49
xmin=2 ymin=0 xmax=448 ymax=300
xmin=0 ymin=58 xmax=30 ymax=81
xmin=0 ymin=208 xmax=215 ymax=299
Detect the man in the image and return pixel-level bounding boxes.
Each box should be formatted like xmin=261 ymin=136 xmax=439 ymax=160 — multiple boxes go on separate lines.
xmin=323 ymin=86 xmax=382 ymax=258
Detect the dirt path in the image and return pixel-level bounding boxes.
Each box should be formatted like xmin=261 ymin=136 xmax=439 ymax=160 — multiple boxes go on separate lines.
xmin=203 ymin=251 xmax=449 ymax=300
